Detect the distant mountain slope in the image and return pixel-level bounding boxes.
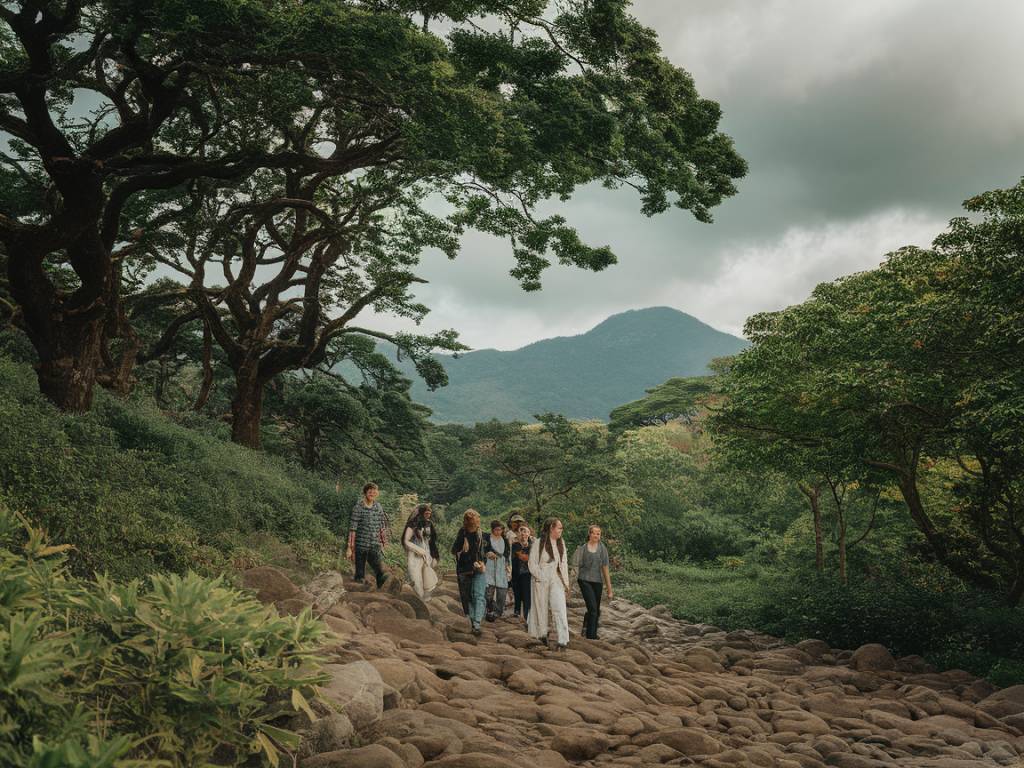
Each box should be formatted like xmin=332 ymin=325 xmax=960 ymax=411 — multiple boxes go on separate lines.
xmin=381 ymin=307 xmax=748 ymax=423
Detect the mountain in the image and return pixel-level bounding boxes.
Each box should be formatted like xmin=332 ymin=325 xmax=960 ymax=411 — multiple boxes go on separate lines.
xmin=382 ymin=307 xmax=747 ymax=423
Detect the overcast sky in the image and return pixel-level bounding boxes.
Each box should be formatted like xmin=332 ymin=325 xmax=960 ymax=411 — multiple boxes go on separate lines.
xmin=366 ymin=0 xmax=1024 ymax=350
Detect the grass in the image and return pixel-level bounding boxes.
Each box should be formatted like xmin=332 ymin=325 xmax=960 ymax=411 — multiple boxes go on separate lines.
xmin=617 ymin=558 xmax=765 ymax=629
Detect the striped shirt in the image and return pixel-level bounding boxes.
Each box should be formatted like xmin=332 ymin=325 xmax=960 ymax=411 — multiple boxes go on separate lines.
xmin=349 ymin=501 xmax=387 ymax=551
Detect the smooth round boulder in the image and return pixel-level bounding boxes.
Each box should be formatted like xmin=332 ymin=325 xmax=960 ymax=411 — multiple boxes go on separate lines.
xmin=849 ymin=644 xmax=896 ymax=672
xmin=318 ymin=661 xmax=385 ymax=731
xmin=550 ymin=727 xmax=611 ymax=761
xmin=302 ymin=744 xmax=405 ymax=768
xmin=242 ymin=566 xmax=300 ymax=604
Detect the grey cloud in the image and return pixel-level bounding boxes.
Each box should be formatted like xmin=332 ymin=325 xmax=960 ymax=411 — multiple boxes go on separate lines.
xmin=379 ymin=0 xmax=1024 ymax=349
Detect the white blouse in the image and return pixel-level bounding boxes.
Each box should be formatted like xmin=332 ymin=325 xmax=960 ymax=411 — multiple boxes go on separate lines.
xmin=528 ymin=538 xmax=570 ymax=588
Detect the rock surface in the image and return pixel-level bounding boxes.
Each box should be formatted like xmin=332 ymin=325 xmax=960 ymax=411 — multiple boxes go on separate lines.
xmin=241 ymin=568 xmax=1024 ymax=767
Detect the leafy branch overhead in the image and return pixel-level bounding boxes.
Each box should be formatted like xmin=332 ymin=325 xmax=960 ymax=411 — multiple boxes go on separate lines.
xmin=0 ymin=0 xmax=745 ymax=428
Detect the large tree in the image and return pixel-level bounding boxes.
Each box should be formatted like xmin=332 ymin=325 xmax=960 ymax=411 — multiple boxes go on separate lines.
xmin=1 ymin=0 xmax=746 ymax=423
xmin=711 ymin=180 xmax=1024 ymax=603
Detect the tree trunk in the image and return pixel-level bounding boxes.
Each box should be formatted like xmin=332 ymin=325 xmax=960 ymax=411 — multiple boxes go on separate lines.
xmin=36 ymin=332 xmax=104 ymax=412
xmin=799 ymin=481 xmax=825 ymax=574
xmin=896 ymin=472 xmax=948 ymax=561
xmin=1008 ymin=569 xmax=1024 ymax=608
xmin=302 ymin=423 xmax=320 ymax=469
xmin=8 ymin=219 xmax=113 ymax=412
xmin=193 ymin=322 xmax=214 ymax=411
xmin=837 ymin=514 xmax=848 ymax=586
xmin=231 ymin=363 xmax=265 ymax=449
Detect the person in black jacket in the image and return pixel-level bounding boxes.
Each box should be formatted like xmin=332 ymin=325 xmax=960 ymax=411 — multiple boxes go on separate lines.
xmin=510 ymin=524 xmax=533 ymax=621
xmin=450 ymin=508 xmax=486 ymax=635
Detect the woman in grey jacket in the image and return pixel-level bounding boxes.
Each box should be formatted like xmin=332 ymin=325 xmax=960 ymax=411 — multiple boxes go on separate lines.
xmin=571 ymin=525 xmax=613 ymax=640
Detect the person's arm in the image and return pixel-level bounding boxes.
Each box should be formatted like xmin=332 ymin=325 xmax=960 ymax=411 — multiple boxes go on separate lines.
xmin=602 ymin=543 xmax=613 ymax=597
xmin=404 ymin=527 xmax=429 ymax=559
xmin=451 ymin=529 xmax=464 ymax=557
xmin=346 ymin=504 xmax=363 ymax=557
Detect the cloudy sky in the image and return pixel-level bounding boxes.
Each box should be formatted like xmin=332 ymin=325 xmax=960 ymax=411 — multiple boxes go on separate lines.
xmin=365 ymin=0 xmax=1024 ymax=350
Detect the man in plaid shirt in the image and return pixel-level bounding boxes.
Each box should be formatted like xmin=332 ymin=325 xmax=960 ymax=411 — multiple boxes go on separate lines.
xmin=346 ymin=482 xmax=389 ymax=588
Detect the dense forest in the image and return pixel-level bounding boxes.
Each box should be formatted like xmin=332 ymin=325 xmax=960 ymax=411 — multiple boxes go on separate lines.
xmin=1 ymin=0 xmax=1022 ymax=764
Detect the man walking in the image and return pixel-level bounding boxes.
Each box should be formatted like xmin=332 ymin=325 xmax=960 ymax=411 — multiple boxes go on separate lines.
xmin=346 ymin=482 xmax=389 ymax=588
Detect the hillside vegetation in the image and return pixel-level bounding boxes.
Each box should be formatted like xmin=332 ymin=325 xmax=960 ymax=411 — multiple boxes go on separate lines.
xmin=0 ymin=355 xmax=339 ymax=581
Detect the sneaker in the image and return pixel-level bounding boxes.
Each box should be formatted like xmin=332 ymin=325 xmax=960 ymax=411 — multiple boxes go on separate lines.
xmin=556 ymin=643 xmax=568 ymax=651
xmin=471 ymin=624 xmax=482 ymax=636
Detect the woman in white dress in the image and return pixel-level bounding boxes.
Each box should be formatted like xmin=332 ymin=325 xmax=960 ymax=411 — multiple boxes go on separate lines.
xmin=402 ymin=504 xmax=439 ymax=601
xmin=528 ymin=517 xmax=570 ymax=649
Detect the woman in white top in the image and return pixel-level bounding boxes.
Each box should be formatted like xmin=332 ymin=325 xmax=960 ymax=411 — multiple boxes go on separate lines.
xmin=527 ymin=517 xmax=570 ymax=649
xmin=402 ymin=504 xmax=439 ymax=601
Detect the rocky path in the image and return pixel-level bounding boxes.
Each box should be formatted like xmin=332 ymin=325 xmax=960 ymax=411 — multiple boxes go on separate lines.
xmin=243 ymin=568 xmax=1024 ymax=768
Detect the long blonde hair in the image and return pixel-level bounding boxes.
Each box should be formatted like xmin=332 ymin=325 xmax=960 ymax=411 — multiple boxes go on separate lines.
xmin=462 ymin=508 xmax=481 ymax=532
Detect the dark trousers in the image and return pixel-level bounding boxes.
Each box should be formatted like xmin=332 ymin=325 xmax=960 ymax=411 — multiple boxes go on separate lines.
xmin=457 ymin=572 xmax=474 ymax=615
xmin=354 ymin=547 xmax=386 ymax=588
xmin=512 ymin=573 xmax=532 ymax=619
xmin=579 ymin=579 xmax=603 ymax=639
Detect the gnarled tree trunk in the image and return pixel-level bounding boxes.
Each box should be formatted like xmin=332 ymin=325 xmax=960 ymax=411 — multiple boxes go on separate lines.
xmin=231 ymin=362 xmax=266 ymax=449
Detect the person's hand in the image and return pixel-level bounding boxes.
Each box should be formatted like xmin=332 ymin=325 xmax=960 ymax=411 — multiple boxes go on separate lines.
xmin=486 ymin=551 xmax=497 ymax=560
xmin=432 ymin=558 xmax=439 ymax=568
xmin=607 ymin=587 xmax=614 ymax=599
xmin=345 ymin=546 xmax=354 ymax=562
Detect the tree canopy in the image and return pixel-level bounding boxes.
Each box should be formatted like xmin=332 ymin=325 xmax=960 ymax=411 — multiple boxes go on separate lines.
xmin=711 ymin=179 xmax=1024 ymax=604
xmin=1 ymin=0 xmax=746 ymax=438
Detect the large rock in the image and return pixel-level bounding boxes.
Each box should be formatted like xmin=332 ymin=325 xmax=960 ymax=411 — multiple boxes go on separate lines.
xmin=299 ymin=712 xmax=354 ymax=757
xmin=306 ymin=571 xmax=347 ymax=614
xmin=978 ymin=685 xmax=1024 ymax=719
xmin=550 ymin=727 xmax=611 ymax=761
xmin=318 ymin=661 xmax=385 ymax=730
xmin=302 ymin=744 xmax=405 ymax=768
xmin=639 ymin=728 xmax=723 ymax=756
xmin=849 ymin=644 xmax=896 ymax=672
xmin=242 ymin=566 xmax=300 ymax=604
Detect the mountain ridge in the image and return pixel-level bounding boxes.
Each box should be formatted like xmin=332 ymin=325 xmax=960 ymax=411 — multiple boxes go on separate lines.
xmin=372 ymin=307 xmax=748 ymax=423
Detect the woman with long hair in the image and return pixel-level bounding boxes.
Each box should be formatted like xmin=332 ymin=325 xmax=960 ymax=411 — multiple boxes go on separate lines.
xmin=527 ymin=517 xmax=570 ymax=649
xmin=572 ymin=524 xmax=613 ymax=639
xmin=451 ymin=508 xmax=487 ymax=635
xmin=403 ymin=503 xmax=439 ymax=601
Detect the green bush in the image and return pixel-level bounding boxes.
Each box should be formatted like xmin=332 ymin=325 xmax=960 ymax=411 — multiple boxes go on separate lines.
xmin=0 ymin=355 xmax=336 ymax=579
xmin=0 ymin=503 xmax=326 ymax=767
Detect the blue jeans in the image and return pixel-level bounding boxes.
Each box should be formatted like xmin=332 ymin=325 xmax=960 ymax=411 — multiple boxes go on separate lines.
xmin=469 ymin=572 xmax=487 ymax=627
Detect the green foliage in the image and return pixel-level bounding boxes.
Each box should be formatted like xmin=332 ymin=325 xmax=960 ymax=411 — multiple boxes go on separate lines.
xmin=0 ymin=355 xmax=336 ymax=580
xmin=615 ymin=424 xmax=798 ymax=562
xmin=0 ymin=503 xmax=326 ymax=767
xmin=712 ymin=179 xmax=1024 ymax=604
xmin=470 ymin=414 xmax=638 ymax=530
xmin=619 ymin=557 xmax=1024 ymax=685
xmin=609 ymin=376 xmax=714 ymax=432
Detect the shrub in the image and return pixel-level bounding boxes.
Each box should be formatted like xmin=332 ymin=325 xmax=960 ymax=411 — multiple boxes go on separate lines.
xmin=0 ymin=355 xmax=336 ymax=579
xmin=0 ymin=503 xmax=326 ymax=767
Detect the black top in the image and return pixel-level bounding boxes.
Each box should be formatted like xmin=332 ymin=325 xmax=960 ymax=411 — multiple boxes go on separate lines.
xmin=511 ymin=541 xmax=531 ymax=578
xmin=451 ymin=528 xmax=483 ymax=575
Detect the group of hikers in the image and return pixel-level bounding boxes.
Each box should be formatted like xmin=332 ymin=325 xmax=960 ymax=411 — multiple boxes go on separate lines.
xmin=345 ymin=483 xmax=614 ymax=648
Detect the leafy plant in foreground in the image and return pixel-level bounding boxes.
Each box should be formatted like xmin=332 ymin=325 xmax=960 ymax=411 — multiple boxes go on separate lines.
xmin=0 ymin=502 xmax=326 ymax=767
